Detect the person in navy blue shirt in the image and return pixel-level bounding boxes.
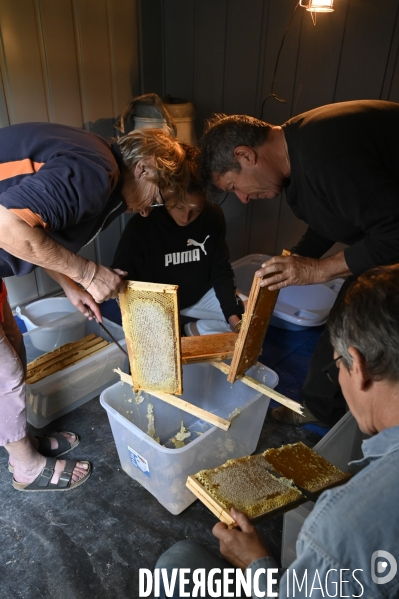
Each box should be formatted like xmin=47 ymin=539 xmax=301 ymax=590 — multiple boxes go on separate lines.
xmin=0 ymin=123 xmax=188 ymax=493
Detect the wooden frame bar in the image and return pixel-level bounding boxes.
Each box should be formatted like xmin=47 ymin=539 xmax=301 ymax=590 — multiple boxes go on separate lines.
xmin=119 ymin=281 xmax=182 ymax=394
xmin=114 ymin=368 xmax=231 ymax=431
xmin=209 ymin=361 xmax=304 ymax=415
xmin=228 ymin=249 xmax=291 ymax=383
xmin=181 ymin=333 xmax=238 ymax=364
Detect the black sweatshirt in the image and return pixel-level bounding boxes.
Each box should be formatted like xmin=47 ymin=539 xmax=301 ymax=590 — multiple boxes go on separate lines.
xmin=282 ymin=100 xmax=399 ymax=275
xmin=112 ymin=202 xmax=240 ymax=321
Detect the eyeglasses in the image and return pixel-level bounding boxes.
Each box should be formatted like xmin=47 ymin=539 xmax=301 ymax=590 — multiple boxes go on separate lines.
xmin=322 ymin=355 xmax=343 ymax=382
xmin=149 ymin=184 xmax=166 ymax=208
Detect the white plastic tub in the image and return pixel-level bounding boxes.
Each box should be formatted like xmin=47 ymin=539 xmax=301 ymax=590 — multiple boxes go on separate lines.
xmin=232 ymin=254 xmax=343 ymax=330
xmin=100 ymin=361 xmax=278 ymax=515
xmin=24 ymin=313 xmax=128 ymax=428
xmin=16 ymin=297 xmax=84 ymax=351
xmin=281 ymin=411 xmax=368 ymax=568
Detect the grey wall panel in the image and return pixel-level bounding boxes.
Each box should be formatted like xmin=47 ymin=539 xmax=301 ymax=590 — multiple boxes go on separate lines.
xmin=247 ymin=195 xmax=282 ymax=256
xmin=37 ymin=0 xmax=83 ymax=126
xmin=274 ymin=194 xmax=308 ymax=254
xmin=0 ymin=0 xmax=49 ymax=123
xmin=138 ymin=0 xmax=164 ymax=95
xmin=0 ymin=71 xmax=9 ymax=127
xmin=259 ymin=0 xmax=303 ymax=125
xmin=334 ymin=0 xmax=399 ymax=101
xmin=292 ymin=4 xmax=348 ymax=114
xmin=164 ymin=0 xmax=194 ymax=99
xmin=223 ymin=0 xmax=265 ymax=116
xmin=73 ymin=0 xmax=116 ymax=128
xmin=221 ymin=193 xmax=251 ymax=262
xmin=109 ymin=0 xmax=140 ymax=115
xmin=193 ymin=0 xmax=227 ymax=122
xmin=5 ymin=271 xmax=39 ymax=308
xmin=381 ymin=3 xmax=399 ymax=101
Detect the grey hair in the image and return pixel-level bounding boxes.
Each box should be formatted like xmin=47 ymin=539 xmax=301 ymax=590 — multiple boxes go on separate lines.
xmin=116 ymin=128 xmax=189 ymax=200
xmin=199 ymin=114 xmax=272 ymax=197
xmin=328 ymin=266 xmax=399 ymax=381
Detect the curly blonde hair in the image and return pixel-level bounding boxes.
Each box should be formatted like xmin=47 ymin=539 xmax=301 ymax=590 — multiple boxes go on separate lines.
xmin=165 ymin=143 xmax=207 ymax=208
xmin=117 ymin=128 xmax=189 ymax=201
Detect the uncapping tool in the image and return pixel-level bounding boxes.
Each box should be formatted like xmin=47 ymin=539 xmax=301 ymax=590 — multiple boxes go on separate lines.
xmin=87 ymin=307 xmax=129 ymax=358
xmin=263 ymin=465 xmax=316 ymax=502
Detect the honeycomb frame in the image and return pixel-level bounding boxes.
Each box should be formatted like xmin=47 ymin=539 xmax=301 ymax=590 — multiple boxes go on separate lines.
xmin=119 ymin=281 xmax=182 ymax=395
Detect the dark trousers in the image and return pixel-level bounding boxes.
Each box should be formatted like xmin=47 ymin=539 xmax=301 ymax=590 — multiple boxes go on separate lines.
xmin=300 ymin=275 xmax=356 ymax=426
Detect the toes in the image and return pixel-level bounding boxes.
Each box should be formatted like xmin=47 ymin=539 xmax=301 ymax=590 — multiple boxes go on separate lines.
xmin=50 ymin=460 xmax=89 ymax=485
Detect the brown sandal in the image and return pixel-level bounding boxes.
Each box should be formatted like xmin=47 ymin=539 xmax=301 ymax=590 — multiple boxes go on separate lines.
xmin=13 ymin=457 xmax=91 ymax=492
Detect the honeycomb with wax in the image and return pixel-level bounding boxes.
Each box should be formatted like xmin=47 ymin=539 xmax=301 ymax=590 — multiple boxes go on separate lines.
xmin=195 ymin=453 xmax=302 ymax=518
xmin=120 ymin=282 xmax=182 ymax=394
xmin=264 ymin=442 xmax=348 ymax=494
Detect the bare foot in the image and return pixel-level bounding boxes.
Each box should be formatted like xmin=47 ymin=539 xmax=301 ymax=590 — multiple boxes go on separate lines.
xmin=6 ymin=435 xmax=89 ymax=487
xmin=9 ymin=432 xmax=78 ymax=469
xmin=13 ymin=456 xmax=89 ymax=486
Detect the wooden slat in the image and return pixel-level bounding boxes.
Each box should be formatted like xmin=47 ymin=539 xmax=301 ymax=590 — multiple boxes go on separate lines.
xmin=114 ymin=368 xmax=231 ymax=431
xmin=228 ymin=249 xmax=291 ymax=383
xmin=26 ymin=334 xmax=99 ymax=373
xmin=181 ymin=333 xmax=238 ymax=364
xmin=209 ymin=361 xmax=304 ymax=415
xmin=125 ymin=281 xmax=179 ymax=293
xmin=120 ymin=280 xmax=182 ymax=395
xmin=26 ymin=340 xmax=109 ymax=383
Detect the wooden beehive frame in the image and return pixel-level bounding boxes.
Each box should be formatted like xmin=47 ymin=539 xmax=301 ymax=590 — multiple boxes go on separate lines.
xmin=186 ymin=474 xmax=305 ymax=527
xmin=26 ymin=334 xmax=109 ymax=383
xmin=181 ymin=333 xmax=238 ymax=364
xmin=119 ymin=281 xmax=183 ymax=395
xmin=228 ymin=249 xmax=291 ymax=383
xmin=186 ymin=444 xmax=351 ymax=525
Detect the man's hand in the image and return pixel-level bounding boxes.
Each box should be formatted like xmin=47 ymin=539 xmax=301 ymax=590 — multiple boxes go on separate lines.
xmin=44 ymin=270 xmax=103 ymax=321
xmin=83 ymin=265 xmax=127 ymax=303
xmin=212 ymin=508 xmax=271 ymax=570
xmin=256 ymin=251 xmax=351 ymax=290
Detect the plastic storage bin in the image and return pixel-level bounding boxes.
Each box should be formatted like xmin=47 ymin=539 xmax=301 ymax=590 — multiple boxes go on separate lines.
xmin=24 ymin=312 xmax=128 ymax=428
xmin=100 ymin=361 xmax=278 ymax=515
xmin=16 ymin=297 xmax=84 ymax=351
xmin=281 ymin=411 xmax=368 ymax=568
xmin=232 ymin=254 xmax=343 ymax=330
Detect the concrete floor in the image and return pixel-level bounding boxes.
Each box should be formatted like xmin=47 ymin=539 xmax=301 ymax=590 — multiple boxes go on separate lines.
xmin=0 ymin=325 xmax=324 ymax=599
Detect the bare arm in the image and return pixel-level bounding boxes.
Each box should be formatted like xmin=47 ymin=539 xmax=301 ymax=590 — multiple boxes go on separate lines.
xmin=256 ymin=251 xmax=352 ymax=291
xmin=0 ymin=205 xmax=126 ymax=302
xmin=44 ymin=269 xmax=103 ymax=321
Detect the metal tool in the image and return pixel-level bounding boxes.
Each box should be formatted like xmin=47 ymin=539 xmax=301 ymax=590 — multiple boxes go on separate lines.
xmin=87 ymin=308 xmax=129 ymax=358
xmin=263 ymin=465 xmax=316 ymax=501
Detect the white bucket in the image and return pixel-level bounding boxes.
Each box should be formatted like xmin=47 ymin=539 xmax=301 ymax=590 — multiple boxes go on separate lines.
xmin=133 ymin=117 xmax=168 ymax=131
xmin=16 ymin=298 xmax=85 ymax=352
xmin=134 ymin=115 xmax=196 ymax=145
xmin=16 ymin=297 xmax=78 ymax=330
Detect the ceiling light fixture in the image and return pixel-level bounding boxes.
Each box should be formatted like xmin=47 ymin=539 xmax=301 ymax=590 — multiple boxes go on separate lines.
xmin=300 ymin=0 xmax=334 ymax=24
xmin=300 ymin=0 xmax=334 ymax=12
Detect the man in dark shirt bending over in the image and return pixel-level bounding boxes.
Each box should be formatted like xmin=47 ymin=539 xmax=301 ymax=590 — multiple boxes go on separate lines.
xmin=200 ymin=100 xmax=399 ymax=427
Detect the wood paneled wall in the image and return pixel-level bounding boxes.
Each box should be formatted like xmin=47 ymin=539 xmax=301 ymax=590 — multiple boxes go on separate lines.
xmin=0 ymin=0 xmax=140 ymax=305
xmin=139 ymin=0 xmax=399 ymax=261
xmin=2 ymin=0 xmax=399 ymax=304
